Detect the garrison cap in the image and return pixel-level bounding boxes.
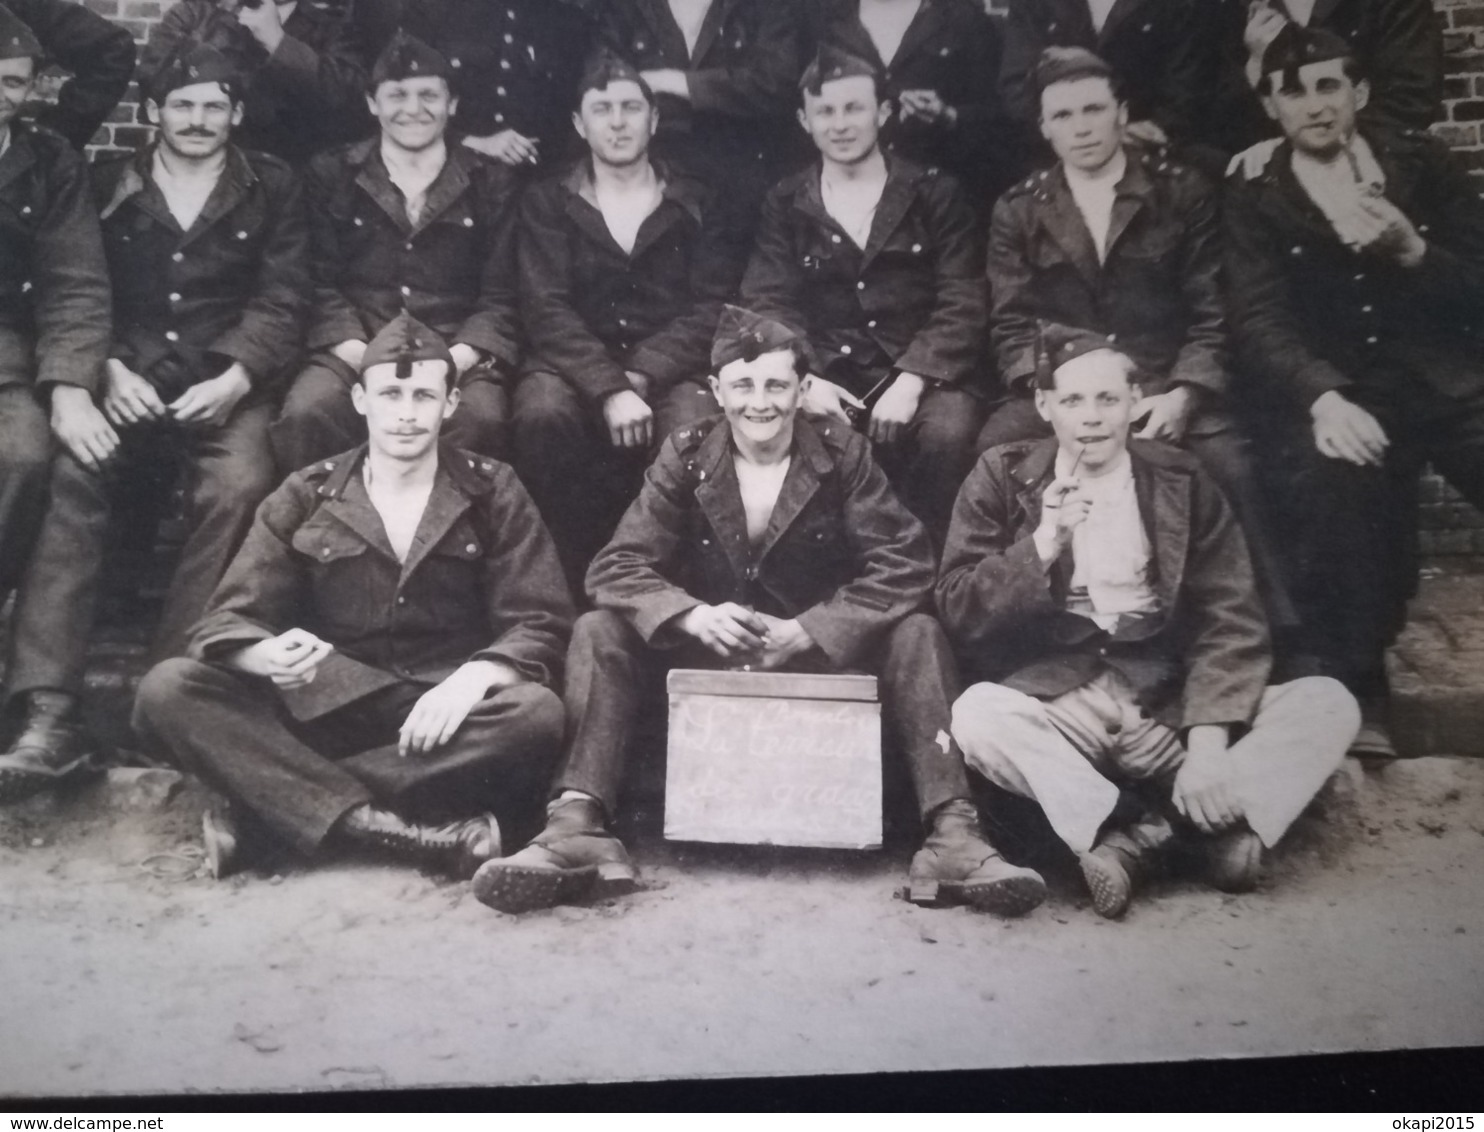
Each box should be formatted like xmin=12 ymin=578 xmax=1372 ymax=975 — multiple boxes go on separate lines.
xmin=1260 ymin=24 xmax=1356 ymax=87
xmin=576 ymin=46 xmax=652 ymax=105
xmin=1034 ymin=46 xmax=1115 ymax=96
xmin=0 ymin=4 xmax=41 ymax=62
xmin=799 ymin=43 xmax=878 ymax=96
xmin=711 ymin=305 xmax=805 ymax=371
xmin=142 ymin=41 xmax=243 ymax=103
xmin=370 ymin=29 xmax=453 ymax=90
xmin=1035 ymin=321 xmax=1131 ymax=387
xmin=361 ymin=311 xmax=456 ymax=380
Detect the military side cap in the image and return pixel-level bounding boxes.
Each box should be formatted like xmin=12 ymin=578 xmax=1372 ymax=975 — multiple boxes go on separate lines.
xmin=0 ymin=4 xmax=41 ymax=61
xmin=370 ymin=29 xmax=453 ymax=89
xmin=1034 ymin=46 xmax=1114 ymax=95
xmin=576 ymin=46 xmax=652 ymax=103
xmin=800 ymin=43 xmax=878 ymax=95
xmin=1260 ymin=24 xmax=1355 ymax=85
xmin=1035 ymin=321 xmax=1126 ymax=384
xmin=362 ymin=311 xmax=456 ymax=379
xmin=143 ymin=41 xmax=243 ymax=104
xmin=712 ymin=305 xmax=805 ymax=370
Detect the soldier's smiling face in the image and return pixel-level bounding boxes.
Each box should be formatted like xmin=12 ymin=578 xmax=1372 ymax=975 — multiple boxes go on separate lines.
xmin=1262 ymin=58 xmax=1369 ymax=158
xmin=574 ymin=80 xmax=657 ymax=168
xmin=0 ymin=56 xmax=36 ymax=131
xmin=1035 ymin=349 xmax=1141 ymax=475
xmin=353 ymin=361 xmax=460 ymax=462
xmin=799 ymin=75 xmax=889 ymax=167
xmin=368 ymin=75 xmax=457 ymax=153
xmin=148 ymin=81 xmax=242 ymax=160
xmin=709 ymin=348 xmax=807 ymax=449
xmin=1040 ymin=76 xmax=1126 ymax=174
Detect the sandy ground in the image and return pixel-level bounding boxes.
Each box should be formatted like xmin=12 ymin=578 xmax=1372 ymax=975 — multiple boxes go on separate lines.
xmin=0 ymin=753 xmax=1481 ymax=1099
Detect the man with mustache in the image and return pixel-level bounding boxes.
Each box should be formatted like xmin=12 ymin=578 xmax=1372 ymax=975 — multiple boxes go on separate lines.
xmin=474 ymin=305 xmax=1043 ymax=917
xmin=272 ymin=31 xmax=520 ymax=473
xmin=0 ymin=43 xmax=310 ymax=803
xmin=133 ymin=313 xmax=572 ymax=880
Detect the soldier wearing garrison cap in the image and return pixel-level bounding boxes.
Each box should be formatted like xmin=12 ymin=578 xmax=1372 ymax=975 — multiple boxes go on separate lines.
xmin=740 ymin=41 xmax=987 ymax=548
xmin=134 ymin=312 xmax=573 ymax=883
xmin=0 ymin=0 xmax=133 ymax=149
xmin=0 ymin=25 xmax=313 ymax=801
xmin=1225 ymin=18 xmax=1484 ymax=759
xmin=272 ymin=27 xmax=521 ymax=475
xmin=0 ymin=0 xmax=115 ymax=802
xmin=138 ymin=0 xmax=371 ymax=164
xmin=474 ymin=304 xmax=1043 ymax=920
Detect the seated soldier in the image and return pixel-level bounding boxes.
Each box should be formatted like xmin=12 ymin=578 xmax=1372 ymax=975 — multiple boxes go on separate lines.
xmin=1225 ymin=26 xmax=1484 ymax=757
xmin=741 ymin=46 xmax=987 ymax=547
xmin=472 ymin=307 xmax=1045 ymax=918
xmin=272 ymin=31 xmax=520 ymax=473
xmin=4 ymin=0 xmax=135 ymax=150
xmin=0 ymin=44 xmax=308 ymax=800
xmin=137 ymin=0 xmax=370 ymax=164
xmin=512 ymin=50 xmax=749 ymax=587
xmin=941 ymin=328 xmax=1359 ymax=919
xmin=0 ymin=4 xmax=113 ymax=800
xmin=979 ymin=47 xmax=1294 ymax=634
xmin=133 ymin=314 xmax=573 ymax=881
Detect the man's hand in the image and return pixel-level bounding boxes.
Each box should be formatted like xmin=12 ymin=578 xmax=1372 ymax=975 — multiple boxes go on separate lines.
xmin=603 ymin=388 xmax=654 ymax=449
xmin=1033 ymin=475 xmax=1090 ymax=566
xmin=234 ymin=0 xmax=286 ymax=53
xmin=169 ymin=363 xmax=252 ymax=427
xmin=800 ymin=376 xmax=865 ymax=426
xmin=50 ymin=385 xmax=120 ymax=472
xmin=1172 ymin=724 xmax=1244 ymax=834
xmin=449 ymin=343 xmax=483 ymax=377
xmin=462 ymin=130 xmax=540 ymax=166
xmin=752 ymin=614 xmax=816 ymax=670
xmin=1226 ymin=136 xmax=1284 ymax=180
xmin=1334 ymin=193 xmax=1427 ymax=266
xmin=102 ymin=359 xmax=168 ymax=428
xmin=1133 ymin=385 xmax=1197 ymax=443
xmin=331 ymin=339 xmax=368 ymax=371
xmin=1311 ymin=389 xmax=1388 ymax=467
xmin=226 ymin=628 xmax=334 ymax=689
xmin=399 ymin=660 xmax=521 ymax=757
xmin=679 ymin=602 xmax=768 ymax=659
xmin=1243 ymin=0 xmax=1288 ymax=85
xmin=1124 ymin=119 xmax=1169 ymax=148
xmin=641 ymin=68 xmax=690 ymax=100
xmin=868 ymin=372 xmax=924 ymax=446
xmin=898 ymin=89 xmax=955 ymax=126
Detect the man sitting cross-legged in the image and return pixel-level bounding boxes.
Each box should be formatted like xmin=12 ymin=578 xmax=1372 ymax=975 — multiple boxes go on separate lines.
xmin=134 ymin=313 xmax=573 ymax=881
xmin=940 ymin=326 xmax=1359 ymax=919
xmin=473 ymin=306 xmax=1044 ymax=917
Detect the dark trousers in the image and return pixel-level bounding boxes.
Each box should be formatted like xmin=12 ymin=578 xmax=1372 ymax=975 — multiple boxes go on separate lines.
xmin=975 ymin=395 xmax=1297 ymax=629
xmin=1263 ymin=380 xmax=1484 ymax=700
xmin=6 ymin=402 xmax=277 ymax=698
xmin=867 ymin=384 xmax=985 ymax=550
xmin=0 ymin=386 xmax=52 ymax=602
xmin=133 ymin=658 xmax=565 ymax=854
xmin=555 ymin=609 xmax=972 ymax=823
xmin=271 ymin=352 xmax=510 ymax=475
xmin=512 ymin=371 xmax=718 ymax=593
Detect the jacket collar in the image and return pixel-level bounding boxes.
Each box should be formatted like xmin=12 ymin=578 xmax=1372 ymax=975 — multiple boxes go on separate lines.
xmin=349 ymin=137 xmax=474 ymax=237
xmin=637 ymin=0 xmax=741 ymax=63
xmin=1257 ymin=125 xmax=1419 ymax=237
xmin=821 ymin=0 xmax=947 ymax=72
xmin=791 ymin=156 xmax=928 ymax=270
xmin=557 ymin=156 xmax=705 ymax=258
xmin=0 ymin=121 xmax=36 ymax=194
xmin=1037 ymin=0 xmax=1153 ymax=45
xmin=1030 ymin=145 xmax=1155 ymax=284
xmin=100 ymin=143 xmax=259 ymax=247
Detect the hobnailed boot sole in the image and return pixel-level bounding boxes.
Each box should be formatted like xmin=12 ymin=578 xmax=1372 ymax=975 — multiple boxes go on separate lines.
xmin=471 ymin=860 xmax=598 ymax=914
xmin=202 ymin=809 xmax=240 ymax=881
xmin=1079 ymin=851 xmax=1133 ymax=919
xmin=1206 ymin=829 xmax=1263 ymax=894
xmin=908 ymin=872 xmax=1048 ymax=917
xmin=0 ymin=753 xmax=95 ymax=805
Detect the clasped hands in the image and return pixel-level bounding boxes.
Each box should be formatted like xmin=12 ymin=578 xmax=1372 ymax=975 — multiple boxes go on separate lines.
xmin=679 ymin=602 xmax=816 ymax=671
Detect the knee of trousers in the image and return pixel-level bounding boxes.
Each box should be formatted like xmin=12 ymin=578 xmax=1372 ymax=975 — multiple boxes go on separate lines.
xmin=1267 ymin=675 xmax=1362 ymax=730
xmin=192 ymin=454 xmax=276 ymax=521
xmin=951 ymin=681 xmax=1042 ymax=743
xmin=0 ymin=422 xmax=51 ymax=485
xmin=569 ymin=609 xmax=644 ymax=666
xmin=882 ymin=612 xmax=953 ymax=665
xmin=132 ymin=656 xmax=215 ymax=733
xmin=278 ymin=365 xmax=352 ymax=423
xmin=483 ymin=681 xmax=567 ymax=744
xmin=974 ymin=398 xmax=1045 ymax=455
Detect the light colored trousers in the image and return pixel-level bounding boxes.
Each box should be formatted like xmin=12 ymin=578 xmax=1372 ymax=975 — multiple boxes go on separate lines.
xmin=952 ymin=672 xmax=1359 ymax=854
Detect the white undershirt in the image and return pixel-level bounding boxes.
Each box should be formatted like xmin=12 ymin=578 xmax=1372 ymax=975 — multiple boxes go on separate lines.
xmin=667 ymin=0 xmax=712 ymax=59
xmin=1064 ymin=146 xmax=1127 ymax=263
xmin=1283 ymin=0 xmax=1318 ymax=26
xmin=734 ymin=453 xmax=791 ymax=547
xmin=381 ymin=137 xmax=446 ymax=225
xmin=1057 ymin=449 xmax=1159 ymax=632
xmin=151 ymin=148 xmax=223 ymax=231
xmin=821 ymin=163 xmax=887 ymax=250
xmin=363 ymin=460 xmax=434 ymax=564
xmin=858 ymin=0 xmax=921 ymax=67
xmin=594 ymin=164 xmax=663 ymax=255
xmin=0 ymin=125 xmax=11 ymax=160
xmin=1290 ymin=134 xmax=1388 ymax=248
xmin=1085 ymin=0 xmax=1118 ymax=34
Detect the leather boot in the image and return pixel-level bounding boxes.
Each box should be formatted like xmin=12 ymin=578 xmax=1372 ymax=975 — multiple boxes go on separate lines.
xmin=472 ymin=794 xmax=638 ymax=915
xmin=338 ymin=804 xmax=501 ymax=880
xmin=1202 ymin=825 xmax=1264 ymax=893
xmin=0 ymin=691 xmax=96 ymax=805
xmin=201 ymin=797 xmax=242 ymax=881
xmin=1078 ymin=815 xmax=1172 ymax=920
xmin=907 ymin=799 xmax=1047 ymax=917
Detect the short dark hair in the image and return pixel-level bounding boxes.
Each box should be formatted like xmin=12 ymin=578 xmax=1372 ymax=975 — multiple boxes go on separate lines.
xmin=714 ymin=341 xmax=810 ymax=379
xmin=578 ymin=63 xmax=654 ymax=109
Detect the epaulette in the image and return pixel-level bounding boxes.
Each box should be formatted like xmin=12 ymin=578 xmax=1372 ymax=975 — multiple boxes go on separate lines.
xmin=1003 ymin=170 xmax=1050 ymax=200
xmin=670 ymin=421 xmax=712 ymax=454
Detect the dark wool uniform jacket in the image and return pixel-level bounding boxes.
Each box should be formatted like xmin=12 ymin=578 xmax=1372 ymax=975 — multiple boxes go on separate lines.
xmin=93 ymin=144 xmax=311 ymax=400
xmin=999 ymin=0 xmax=1208 ymax=150
xmin=807 ymin=0 xmax=1010 ymax=200
xmin=1224 ymin=126 xmax=1484 ymax=412
xmin=587 ymin=414 xmax=936 ymax=670
xmin=138 ymin=0 xmax=370 ymax=164
xmin=304 ymin=138 xmax=521 ymax=370
xmin=6 ymin=0 xmax=135 ymax=149
xmin=740 ymin=157 xmax=986 ymax=397
xmin=936 ymin=438 xmax=1272 ymax=731
xmin=188 ymin=444 xmax=574 ymax=721
xmin=1205 ymin=0 xmax=1442 ymax=156
xmin=988 ymin=144 xmax=1227 ymax=399
xmin=0 ymin=121 xmax=111 ymax=393
xmin=517 ymin=159 xmax=749 ymax=403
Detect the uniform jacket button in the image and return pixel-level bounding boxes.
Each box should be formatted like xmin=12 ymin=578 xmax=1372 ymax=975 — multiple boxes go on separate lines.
xmin=171 ymin=251 xmax=184 ymax=261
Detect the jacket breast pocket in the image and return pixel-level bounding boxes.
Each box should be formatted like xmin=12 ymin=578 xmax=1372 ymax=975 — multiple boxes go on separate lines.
xmin=292 ymin=524 xmax=368 ymax=566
